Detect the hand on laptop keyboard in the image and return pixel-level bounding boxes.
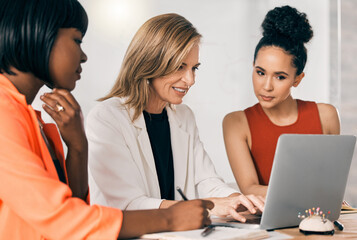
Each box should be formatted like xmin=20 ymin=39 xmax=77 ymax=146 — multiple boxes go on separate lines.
xmin=205 ymin=193 xmax=265 ymax=222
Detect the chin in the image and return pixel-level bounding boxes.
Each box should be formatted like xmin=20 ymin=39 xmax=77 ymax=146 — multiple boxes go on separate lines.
xmin=170 ymin=99 xmax=184 ymax=105
xmin=259 ymin=100 xmax=275 ymax=109
xmin=66 ymin=82 xmax=76 ymax=91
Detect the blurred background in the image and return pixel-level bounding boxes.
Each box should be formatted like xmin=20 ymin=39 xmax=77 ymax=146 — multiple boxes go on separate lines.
xmin=33 ymin=0 xmax=357 ymax=206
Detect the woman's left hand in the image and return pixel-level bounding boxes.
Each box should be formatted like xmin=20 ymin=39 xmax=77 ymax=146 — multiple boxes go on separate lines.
xmin=40 ymin=88 xmax=87 ymax=152
xmin=207 ymin=193 xmax=265 ymax=222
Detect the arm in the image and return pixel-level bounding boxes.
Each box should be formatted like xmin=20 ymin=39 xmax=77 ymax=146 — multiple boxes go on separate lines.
xmin=119 ymin=200 xmax=213 ymax=239
xmin=159 ymin=200 xmax=178 ymax=208
xmin=0 ymin=99 xmax=121 ymax=239
xmin=182 ymin=106 xmax=237 ymax=199
xmin=317 ymin=103 xmax=340 ymax=134
xmin=183 ymin=107 xmax=264 ymax=221
xmin=222 ymin=111 xmax=267 ymax=197
xmin=41 ymin=89 xmax=88 ymax=200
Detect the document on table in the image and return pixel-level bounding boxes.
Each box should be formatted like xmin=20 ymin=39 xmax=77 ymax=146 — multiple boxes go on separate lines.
xmin=140 ymin=226 xmax=269 ymax=240
xmin=341 ymin=205 xmax=357 ymax=214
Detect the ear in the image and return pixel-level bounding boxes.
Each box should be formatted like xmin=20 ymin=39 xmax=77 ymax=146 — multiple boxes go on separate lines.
xmin=293 ymin=72 xmax=305 ymax=87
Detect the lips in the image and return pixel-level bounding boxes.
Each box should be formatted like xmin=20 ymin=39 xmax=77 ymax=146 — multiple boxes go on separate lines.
xmin=173 ymin=87 xmax=188 ymax=94
xmin=261 ymin=95 xmax=274 ymax=101
xmin=76 ymin=66 xmax=82 ymax=74
xmin=76 ymin=67 xmax=82 ymax=79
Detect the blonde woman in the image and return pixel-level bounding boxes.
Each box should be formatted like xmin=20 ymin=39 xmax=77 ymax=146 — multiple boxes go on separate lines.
xmin=87 ymin=13 xmax=264 ymax=222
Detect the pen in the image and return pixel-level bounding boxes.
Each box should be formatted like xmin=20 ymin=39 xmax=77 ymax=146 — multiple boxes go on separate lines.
xmin=176 ymin=187 xmax=215 ymax=237
xmin=176 ymin=186 xmax=188 ymax=201
xmin=201 ymin=225 xmax=215 ymax=237
xmin=334 ymin=220 xmax=344 ymax=231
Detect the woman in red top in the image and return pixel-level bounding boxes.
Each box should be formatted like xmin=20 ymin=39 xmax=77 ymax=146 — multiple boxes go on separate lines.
xmin=223 ymin=5 xmax=340 ymax=197
xmin=0 ymin=0 xmax=212 ymax=239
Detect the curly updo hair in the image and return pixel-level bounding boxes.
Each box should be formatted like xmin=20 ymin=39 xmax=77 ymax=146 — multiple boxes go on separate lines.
xmin=253 ymin=5 xmax=313 ymax=75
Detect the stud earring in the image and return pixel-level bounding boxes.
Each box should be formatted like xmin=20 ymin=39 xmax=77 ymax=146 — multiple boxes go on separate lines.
xmin=146 ymin=79 xmax=150 ymax=85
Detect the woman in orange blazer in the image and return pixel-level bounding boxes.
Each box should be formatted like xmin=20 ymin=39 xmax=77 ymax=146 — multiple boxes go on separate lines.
xmin=0 ymin=0 xmax=212 ymax=239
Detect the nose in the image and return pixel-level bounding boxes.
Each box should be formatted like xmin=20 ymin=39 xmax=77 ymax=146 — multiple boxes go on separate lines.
xmin=81 ymin=49 xmax=88 ymax=64
xmin=182 ymin=69 xmax=195 ymax=87
xmin=263 ymin=76 xmax=273 ymax=91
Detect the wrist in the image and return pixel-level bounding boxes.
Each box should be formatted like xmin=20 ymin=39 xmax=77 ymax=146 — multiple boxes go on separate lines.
xmin=161 ymin=208 xmax=173 ymax=231
xmin=66 ymin=138 xmax=88 ymax=154
xmin=229 ymin=192 xmax=241 ymax=197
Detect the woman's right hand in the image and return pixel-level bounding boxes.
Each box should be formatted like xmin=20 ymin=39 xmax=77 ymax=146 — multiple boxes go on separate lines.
xmin=41 ymin=89 xmax=87 ymax=152
xmin=166 ymin=199 xmax=214 ymax=231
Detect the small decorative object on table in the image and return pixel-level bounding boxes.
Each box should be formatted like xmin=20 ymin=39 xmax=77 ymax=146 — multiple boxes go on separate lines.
xmin=298 ymin=207 xmax=334 ymax=235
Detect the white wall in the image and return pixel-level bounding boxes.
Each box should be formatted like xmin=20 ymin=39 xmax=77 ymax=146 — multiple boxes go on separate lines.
xmin=33 ymin=0 xmax=332 ymax=186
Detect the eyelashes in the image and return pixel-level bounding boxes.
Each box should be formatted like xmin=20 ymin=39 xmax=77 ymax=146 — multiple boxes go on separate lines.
xmin=256 ymin=70 xmax=286 ymax=80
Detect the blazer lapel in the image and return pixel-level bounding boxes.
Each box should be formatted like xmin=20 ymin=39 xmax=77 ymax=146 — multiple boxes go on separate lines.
xmin=30 ymin=108 xmax=59 ymax=179
xmin=131 ymin=109 xmax=159 ymax=181
xmin=166 ymin=106 xmax=189 ymax=193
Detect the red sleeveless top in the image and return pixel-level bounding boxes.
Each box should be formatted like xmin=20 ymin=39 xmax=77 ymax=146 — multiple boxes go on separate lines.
xmin=244 ymin=100 xmax=323 ymax=185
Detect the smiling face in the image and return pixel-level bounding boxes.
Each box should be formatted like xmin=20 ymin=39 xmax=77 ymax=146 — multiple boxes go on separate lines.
xmin=252 ymin=46 xmax=304 ymax=109
xmin=147 ymin=44 xmax=200 ymax=113
xmin=48 ymin=28 xmax=87 ymax=91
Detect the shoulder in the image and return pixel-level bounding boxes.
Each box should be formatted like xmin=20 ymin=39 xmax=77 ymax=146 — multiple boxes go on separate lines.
xmin=88 ymin=97 xmax=126 ymax=117
xmin=0 ymin=88 xmax=27 ymax=122
xmin=223 ymin=110 xmax=250 ymax=140
xmin=0 ymin=89 xmax=33 ymax=141
xmin=223 ymin=110 xmax=247 ymax=129
xmin=316 ymin=102 xmax=340 ymax=134
xmin=86 ymin=97 xmax=130 ymax=127
xmin=316 ymin=102 xmax=339 ymax=119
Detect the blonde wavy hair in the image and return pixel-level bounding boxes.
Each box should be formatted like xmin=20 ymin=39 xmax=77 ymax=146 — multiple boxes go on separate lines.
xmin=100 ymin=13 xmax=201 ymax=121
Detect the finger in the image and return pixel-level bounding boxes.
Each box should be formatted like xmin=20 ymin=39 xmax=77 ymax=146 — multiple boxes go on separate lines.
xmin=235 ymin=195 xmax=256 ymax=214
xmin=203 ymin=217 xmax=212 ymax=227
xmin=44 ymin=92 xmax=73 ymax=111
xmin=257 ymin=195 xmax=266 ymax=203
xmin=42 ymin=93 xmax=75 ymax=118
xmin=202 ymin=200 xmax=214 ymax=210
xmin=42 ymin=104 xmax=62 ymax=123
xmin=246 ymin=195 xmax=265 ymax=212
xmin=40 ymin=93 xmax=63 ymax=112
xmin=53 ymin=88 xmax=80 ymax=109
xmin=228 ymin=207 xmax=246 ymax=222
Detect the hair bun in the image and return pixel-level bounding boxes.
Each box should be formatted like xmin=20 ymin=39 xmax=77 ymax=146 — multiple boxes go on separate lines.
xmin=261 ymin=5 xmax=313 ymax=44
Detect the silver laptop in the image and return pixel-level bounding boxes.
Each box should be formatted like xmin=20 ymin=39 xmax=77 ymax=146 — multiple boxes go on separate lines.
xmin=212 ymin=134 xmax=356 ymax=230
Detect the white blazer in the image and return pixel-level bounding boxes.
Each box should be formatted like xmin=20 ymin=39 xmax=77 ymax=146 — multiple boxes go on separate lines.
xmin=87 ymin=97 xmax=236 ymax=210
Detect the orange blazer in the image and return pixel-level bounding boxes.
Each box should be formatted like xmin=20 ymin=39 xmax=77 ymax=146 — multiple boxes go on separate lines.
xmin=0 ymin=75 xmax=123 ymax=239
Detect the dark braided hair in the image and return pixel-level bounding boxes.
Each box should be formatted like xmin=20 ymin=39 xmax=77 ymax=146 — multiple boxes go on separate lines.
xmin=253 ymin=5 xmax=313 ymax=75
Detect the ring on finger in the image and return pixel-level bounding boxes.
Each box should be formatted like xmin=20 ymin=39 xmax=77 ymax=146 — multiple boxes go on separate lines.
xmin=55 ymin=103 xmax=64 ymax=112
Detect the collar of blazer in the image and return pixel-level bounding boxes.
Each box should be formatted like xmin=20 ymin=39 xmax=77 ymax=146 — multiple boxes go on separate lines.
xmin=123 ymin=101 xmax=182 ymax=129
xmin=120 ymin=97 xmax=189 ymax=194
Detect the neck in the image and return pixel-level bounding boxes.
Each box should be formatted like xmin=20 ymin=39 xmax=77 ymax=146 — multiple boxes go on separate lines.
xmin=144 ymin=102 xmax=167 ymax=114
xmin=261 ymin=96 xmax=298 ymax=125
xmin=145 ymin=93 xmax=167 ymax=114
xmin=3 ymin=69 xmax=44 ymax=105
